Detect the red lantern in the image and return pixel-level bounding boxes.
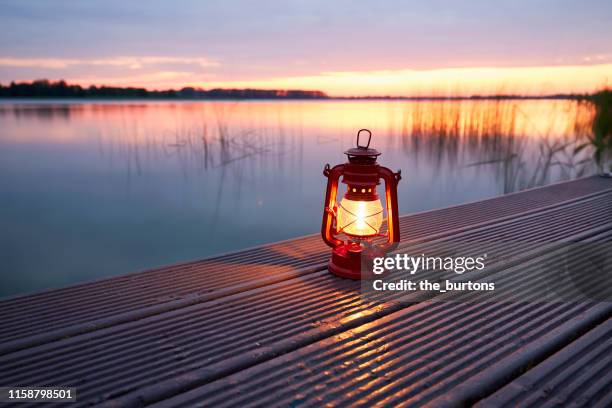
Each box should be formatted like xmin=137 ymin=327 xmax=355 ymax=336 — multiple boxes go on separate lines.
xmin=322 ymin=129 xmax=401 ymax=279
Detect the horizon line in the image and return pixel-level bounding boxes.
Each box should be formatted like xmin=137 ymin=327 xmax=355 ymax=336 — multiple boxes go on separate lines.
xmin=1 ymin=79 xmax=607 ymax=100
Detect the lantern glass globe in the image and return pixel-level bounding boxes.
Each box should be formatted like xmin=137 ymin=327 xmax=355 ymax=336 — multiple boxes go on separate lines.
xmin=337 ymin=197 xmax=383 ymax=237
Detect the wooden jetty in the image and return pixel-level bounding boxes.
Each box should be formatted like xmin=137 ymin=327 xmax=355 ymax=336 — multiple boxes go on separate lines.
xmin=1 ymin=176 xmax=611 ymax=407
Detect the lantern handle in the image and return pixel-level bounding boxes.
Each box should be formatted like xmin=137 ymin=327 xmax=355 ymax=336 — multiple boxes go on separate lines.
xmin=356 ymin=129 xmax=372 ymax=149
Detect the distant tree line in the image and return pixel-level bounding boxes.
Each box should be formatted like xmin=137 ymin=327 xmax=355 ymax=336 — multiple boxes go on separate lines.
xmin=0 ymin=80 xmax=329 ymax=99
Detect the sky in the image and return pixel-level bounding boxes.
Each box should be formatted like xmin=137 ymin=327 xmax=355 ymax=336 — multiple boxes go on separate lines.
xmin=0 ymin=0 xmax=611 ymax=96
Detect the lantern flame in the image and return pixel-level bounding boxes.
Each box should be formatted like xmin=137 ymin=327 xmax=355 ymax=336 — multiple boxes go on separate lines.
xmin=337 ymin=197 xmax=383 ymax=237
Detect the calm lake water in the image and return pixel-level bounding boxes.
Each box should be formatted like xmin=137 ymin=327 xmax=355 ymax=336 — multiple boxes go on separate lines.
xmin=0 ymin=99 xmax=597 ymax=297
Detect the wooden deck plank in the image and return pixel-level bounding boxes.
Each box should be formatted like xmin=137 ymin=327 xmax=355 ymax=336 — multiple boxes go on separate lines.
xmin=1 ymin=176 xmax=611 ymax=351
xmin=476 ymin=319 xmax=612 ymax=408
xmin=2 ymin=192 xmax=611 ymax=357
xmin=0 ymin=179 xmax=610 ymax=406
xmin=144 ymin=233 xmax=612 ymax=407
xmin=152 ymin=306 xmax=610 ymax=408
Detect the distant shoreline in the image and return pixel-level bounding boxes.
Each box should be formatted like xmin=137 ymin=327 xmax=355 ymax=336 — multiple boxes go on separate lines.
xmin=0 ymin=79 xmax=593 ymax=101
xmin=0 ymin=95 xmax=589 ymax=101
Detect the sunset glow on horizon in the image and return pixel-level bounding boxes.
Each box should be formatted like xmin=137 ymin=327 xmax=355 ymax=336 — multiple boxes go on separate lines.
xmin=3 ymin=58 xmax=610 ymax=97
xmin=191 ymin=63 xmax=612 ymax=97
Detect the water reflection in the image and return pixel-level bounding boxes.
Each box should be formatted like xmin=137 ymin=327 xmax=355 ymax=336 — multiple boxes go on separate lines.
xmin=0 ymin=99 xmax=598 ymax=296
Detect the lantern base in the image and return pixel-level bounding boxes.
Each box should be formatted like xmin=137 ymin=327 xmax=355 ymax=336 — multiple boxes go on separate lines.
xmin=328 ymin=244 xmax=379 ymax=280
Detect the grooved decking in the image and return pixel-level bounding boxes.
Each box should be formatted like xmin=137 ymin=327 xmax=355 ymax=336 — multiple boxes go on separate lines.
xmin=477 ymin=319 xmax=612 ymax=408
xmin=0 ymin=176 xmax=611 ymax=407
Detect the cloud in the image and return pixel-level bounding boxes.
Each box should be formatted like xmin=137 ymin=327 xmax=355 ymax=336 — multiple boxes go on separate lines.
xmin=0 ymin=58 xmax=80 ymax=69
xmin=582 ymin=53 xmax=612 ymax=63
xmin=0 ymin=56 xmax=219 ymax=70
xmin=71 ymin=71 xmax=194 ymax=87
